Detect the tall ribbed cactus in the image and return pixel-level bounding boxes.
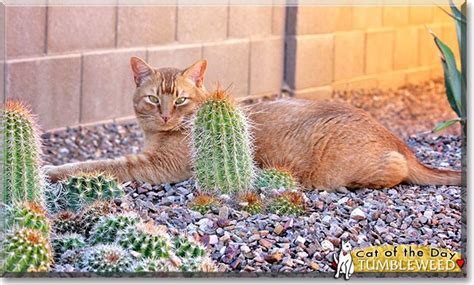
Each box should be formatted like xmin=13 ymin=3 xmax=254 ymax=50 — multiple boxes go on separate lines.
xmin=2 ymin=101 xmax=43 ymax=205
xmin=191 ymin=90 xmax=255 ymax=194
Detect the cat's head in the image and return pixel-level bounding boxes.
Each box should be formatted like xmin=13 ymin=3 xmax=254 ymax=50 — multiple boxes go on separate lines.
xmin=130 ymin=57 xmax=208 ymax=133
xmin=341 ymin=240 xmax=352 ymax=251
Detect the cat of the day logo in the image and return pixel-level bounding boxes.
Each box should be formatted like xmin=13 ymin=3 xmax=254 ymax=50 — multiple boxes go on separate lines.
xmin=331 ymin=241 xmax=464 ymax=279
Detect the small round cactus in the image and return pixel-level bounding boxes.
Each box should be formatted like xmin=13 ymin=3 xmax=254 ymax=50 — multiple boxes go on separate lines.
xmin=135 ymin=258 xmax=178 ymax=272
xmin=116 ymin=222 xmax=171 ymax=259
xmin=268 ymin=191 xmax=305 ymax=216
xmin=191 ymin=89 xmax=256 ymax=194
xmin=52 ymin=233 xmax=87 ymax=260
xmin=239 ymin=192 xmax=263 ymax=215
xmin=6 ymin=202 xmax=50 ymax=234
xmin=173 ymin=235 xmax=207 ymax=259
xmin=3 ymin=228 xmax=52 ymax=272
xmin=180 ymin=256 xmax=218 ymax=272
xmin=188 ymin=193 xmax=220 ymax=214
xmin=61 ymin=172 xmax=124 ymax=212
xmin=80 ymin=244 xmax=134 ymax=273
xmin=254 ymin=168 xmax=298 ymax=190
xmin=76 ymin=200 xmax=117 ymax=238
xmin=89 ymin=212 xmax=141 ymax=245
xmin=52 ymin=211 xmax=79 ymax=234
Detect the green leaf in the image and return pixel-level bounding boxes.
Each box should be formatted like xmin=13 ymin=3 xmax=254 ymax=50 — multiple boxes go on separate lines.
xmin=449 ymin=0 xmax=467 ymax=91
xmin=431 ymin=32 xmax=463 ymax=117
xmin=432 ymin=119 xmax=461 ymax=133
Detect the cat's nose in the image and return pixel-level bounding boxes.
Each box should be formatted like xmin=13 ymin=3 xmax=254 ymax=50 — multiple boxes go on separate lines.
xmin=161 ymin=116 xmax=169 ymax=123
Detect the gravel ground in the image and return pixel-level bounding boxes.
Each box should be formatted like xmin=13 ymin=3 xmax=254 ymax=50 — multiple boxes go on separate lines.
xmin=41 ymin=80 xmax=463 ymax=273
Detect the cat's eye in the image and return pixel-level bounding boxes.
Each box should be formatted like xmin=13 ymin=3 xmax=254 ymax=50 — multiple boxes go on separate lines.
xmin=175 ymin=97 xmax=187 ymax=105
xmin=148 ymin=96 xmax=159 ymax=104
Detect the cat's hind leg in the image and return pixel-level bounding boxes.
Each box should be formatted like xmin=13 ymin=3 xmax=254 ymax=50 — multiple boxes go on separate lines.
xmin=349 ymin=151 xmax=409 ymax=189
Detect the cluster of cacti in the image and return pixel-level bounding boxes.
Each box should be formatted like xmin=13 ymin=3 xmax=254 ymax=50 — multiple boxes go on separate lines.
xmin=2 ymin=228 xmax=52 ymax=272
xmin=188 ymin=193 xmax=220 ymax=214
xmin=2 ymin=101 xmax=44 ymax=206
xmin=191 ymin=89 xmax=256 ymax=194
xmin=52 ymin=233 xmax=87 ymax=259
xmin=50 ymin=212 xmax=216 ymax=273
xmin=80 ymin=244 xmax=135 ymax=273
xmin=116 ymin=222 xmax=171 ymax=259
xmin=6 ymin=202 xmax=50 ymax=234
xmin=173 ymin=236 xmax=207 ymax=259
xmin=58 ymin=172 xmax=124 ymax=212
xmin=239 ymin=192 xmax=263 ymax=215
xmin=254 ymin=168 xmax=298 ymax=190
xmin=89 ymin=212 xmax=141 ymax=244
xmin=268 ymin=191 xmax=306 ymax=216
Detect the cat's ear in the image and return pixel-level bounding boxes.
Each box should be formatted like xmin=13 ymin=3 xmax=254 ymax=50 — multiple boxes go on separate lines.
xmin=182 ymin=59 xmax=207 ymax=88
xmin=130 ymin=56 xmax=154 ymax=87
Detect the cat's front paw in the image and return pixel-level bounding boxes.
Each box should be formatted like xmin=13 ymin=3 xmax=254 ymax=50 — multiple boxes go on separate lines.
xmin=42 ymin=165 xmax=66 ymax=182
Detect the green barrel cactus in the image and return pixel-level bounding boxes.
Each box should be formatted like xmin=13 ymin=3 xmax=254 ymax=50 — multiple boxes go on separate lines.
xmin=2 ymin=228 xmax=52 ymax=272
xmin=173 ymin=236 xmax=207 ymax=259
xmin=52 ymin=233 xmax=87 ymax=260
xmin=52 ymin=211 xmax=79 ymax=234
xmin=2 ymin=101 xmax=43 ymax=206
xmin=61 ymin=172 xmax=124 ymax=212
xmin=239 ymin=192 xmax=263 ymax=215
xmin=116 ymin=222 xmax=171 ymax=259
xmin=135 ymin=258 xmax=178 ymax=272
xmin=254 ymin=168 xmax=298 ymax=190
xmin=191 ymin=90 xmax=255 ymax=194
xmin=268 ymin=191 xmax=305 ymax=216
xmin=188 ymin=193 xmax=220 ymax=214
xmin=89 ymin=212 xmax=140 ymax=245
xmin=76 ymin=200 xmax=117 ymax=238
xmin=80 ymin=244 xmax=134 ymax=273
xmin=6 ymin=202 xmax=50 ymax=234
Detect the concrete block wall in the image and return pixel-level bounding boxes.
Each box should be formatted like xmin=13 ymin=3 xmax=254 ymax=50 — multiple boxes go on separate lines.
xmin=285 ymin=4 xmax=458 ymax=100
xmin=3 ymin=3 xmax=458 ymax=130
xmin=4 ymin=4 xmax=285 ymax=130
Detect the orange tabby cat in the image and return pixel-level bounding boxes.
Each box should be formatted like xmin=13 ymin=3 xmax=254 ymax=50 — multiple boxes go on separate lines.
xmin=44 ymin=57 xmax=461 ymax=190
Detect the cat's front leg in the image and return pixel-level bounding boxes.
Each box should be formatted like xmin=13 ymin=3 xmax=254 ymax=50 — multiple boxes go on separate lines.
xmin=43 ymin=157 xmax=130 ymax=182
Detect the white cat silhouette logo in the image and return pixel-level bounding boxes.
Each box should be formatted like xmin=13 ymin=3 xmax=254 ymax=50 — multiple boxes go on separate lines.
xmin=334 ymin=240 xmax=355 ymax=280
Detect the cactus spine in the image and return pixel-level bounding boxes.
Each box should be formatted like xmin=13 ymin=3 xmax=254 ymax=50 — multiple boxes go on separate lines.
xmin=6 ymin=202 xmax=50 ymax=234
xmin=52 ymin=233 xmax=87 ymax=259
xmin=3 ymin=228 xmax=52 ymax=272
xmin=239 ymin=192 xmax=263 ymax=215
xmin=135 ymin=258 xmax=178 ymax=272
xmin=60 ymin=172 xmax=124 ymax=212
xmin=116 ymin=222 xmax=171 ymax=259
xmin=188 ymin=193 xmax=220 ymax=214
xmin=2 ymin=101 xmax=43 ymax=205
xmin=52 ymin=211 xmax=79 ymax=234
xmin=254 ymin=168 xmax=298 ymax=190
xmin=269 ymin=191 xmax=305 ymax=216
xmin=80 ymin=244 xmax=134 ymax=273
xmin=191 ymin=90 xmax=255 ymax=194
xmin=89 ymin=212 xmax=140 ymax=245
xmin=76 ymin=200 xmax=117 ymax=238
xmin=173 ymin=236 xmax=207 ymax=259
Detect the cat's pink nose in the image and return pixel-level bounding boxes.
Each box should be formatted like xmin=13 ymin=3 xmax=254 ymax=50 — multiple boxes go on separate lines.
xmin=161 ymin=116 xmax=169 ymax=123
